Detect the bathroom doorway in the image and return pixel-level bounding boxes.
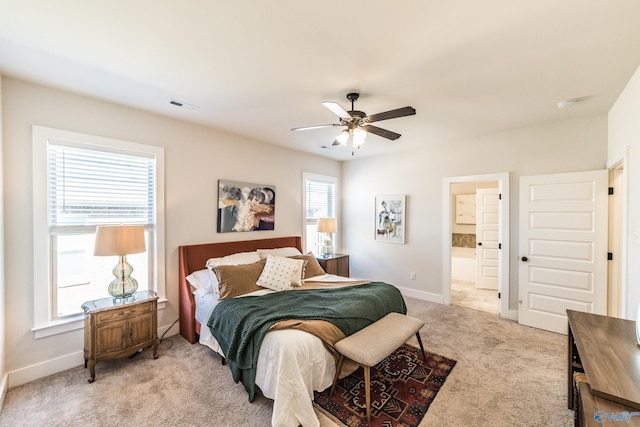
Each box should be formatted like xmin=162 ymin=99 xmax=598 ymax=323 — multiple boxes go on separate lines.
xmin=450 ymin=181 xmax=499 ymax=314
xmin=443 ymin=173 xmax=512 ymax=319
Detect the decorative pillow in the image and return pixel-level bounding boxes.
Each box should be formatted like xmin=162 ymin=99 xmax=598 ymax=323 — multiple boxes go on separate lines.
xmin=206 ymin=250 xmax=261 ymax=270
xmin=257 ymin=255 xmax=299 ymax=291
xmin=186 ymin=268 xmax=218 ymax=294
xmin=290 ymin=252 xmax=326 ymax=278
xmin=257 ymin=247 xmax=302 ymax=259
xmin=212 ymin=259 xmax=266 ymax=300
xmin=289 ymin=258 xmax=308 ymax=287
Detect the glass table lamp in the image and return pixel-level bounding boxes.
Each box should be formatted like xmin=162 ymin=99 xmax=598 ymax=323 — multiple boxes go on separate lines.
xmin=317 ymin=218 xmax=337 ymax=257
xmin=94 ymin=225 xmax=146 ymax=300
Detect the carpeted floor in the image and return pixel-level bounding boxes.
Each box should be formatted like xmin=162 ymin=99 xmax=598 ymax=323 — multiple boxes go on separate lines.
xmin=0 ymin=297 xmax=574 ymax=426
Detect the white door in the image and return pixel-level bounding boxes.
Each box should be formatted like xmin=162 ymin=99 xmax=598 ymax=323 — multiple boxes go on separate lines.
xmin=476 ymin=188 xmax=499 ymax=290
xmin=518 ymin=170 xmax=607 ymax=334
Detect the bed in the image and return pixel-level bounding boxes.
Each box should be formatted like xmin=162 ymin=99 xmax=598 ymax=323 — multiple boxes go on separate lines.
xmin=178 ymin=236 xmax=407 ymax=427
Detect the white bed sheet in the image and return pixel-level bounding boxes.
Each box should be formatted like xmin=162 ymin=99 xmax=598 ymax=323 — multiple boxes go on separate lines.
xmin=194 ymin=274 xmax=358 ymax=427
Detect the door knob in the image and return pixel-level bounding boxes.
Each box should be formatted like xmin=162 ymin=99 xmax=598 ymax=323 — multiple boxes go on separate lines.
xmin=477 ymin=242 xmax=482 ymax=246
xmin=521 ymin=256 xmax=528 ymax=262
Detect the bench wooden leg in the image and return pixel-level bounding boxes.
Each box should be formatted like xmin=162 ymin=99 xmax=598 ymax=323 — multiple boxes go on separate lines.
xmin=330 ymin=354 xmax=345 ymax=395
xmin=364 ymin=365 xmax=371 ymax=422
xmin=415 ymin=332 xmax=426 ymax=362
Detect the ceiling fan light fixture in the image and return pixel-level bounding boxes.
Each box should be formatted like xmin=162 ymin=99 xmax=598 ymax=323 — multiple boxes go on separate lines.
xmin=293 ymin=92 xmax=416 ymax=155
xmin=335 ymin=130 xmax=349 ymax=145
xmin=353 ymin=128 xmax=367 ymax=147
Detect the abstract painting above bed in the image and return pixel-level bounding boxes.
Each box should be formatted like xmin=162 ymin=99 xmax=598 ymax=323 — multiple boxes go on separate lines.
xmin=217 ymin=179 xmax=276 ymax=232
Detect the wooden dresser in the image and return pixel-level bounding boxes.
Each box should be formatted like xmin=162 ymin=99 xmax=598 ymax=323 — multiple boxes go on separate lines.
xmin=567 ymin=310 xmax=640 ymax=426
xmin=82 ymin=290 xmax=160 ymax=383
xmin=316 ymin=254 xmax=349 ymax=277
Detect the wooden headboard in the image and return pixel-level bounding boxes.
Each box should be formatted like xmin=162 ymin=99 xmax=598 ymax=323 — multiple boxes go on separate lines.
xmin=178 ymin=236 xmax=302 ymax=343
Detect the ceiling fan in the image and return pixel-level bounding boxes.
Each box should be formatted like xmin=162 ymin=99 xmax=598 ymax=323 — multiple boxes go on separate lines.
xmin=291 ymin=93 xmax=416 ymax=154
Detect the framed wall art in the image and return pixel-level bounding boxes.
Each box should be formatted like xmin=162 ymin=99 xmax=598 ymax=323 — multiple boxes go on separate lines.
xmin=217 ymin=179 xmax=276 ymax=232
xmin=455 ymin=193 xmax=476 ymax=224
xmin=375 ymin=194 xmax=406 ymax=244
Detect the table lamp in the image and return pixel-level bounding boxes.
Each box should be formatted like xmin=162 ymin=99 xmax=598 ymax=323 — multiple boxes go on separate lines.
xmin=317 ymin=218 xmax=337 ymax=257
xmin=94 ymin=225 xmax=146 ymax=299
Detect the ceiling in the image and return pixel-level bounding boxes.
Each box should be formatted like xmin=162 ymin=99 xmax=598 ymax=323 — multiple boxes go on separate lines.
xmin=1 ymin=1 xmax=640 ymax=161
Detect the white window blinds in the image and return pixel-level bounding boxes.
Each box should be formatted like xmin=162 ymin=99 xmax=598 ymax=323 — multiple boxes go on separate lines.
xmin=305 ymin=179 xmax=335 ymax=219
xmin=48 ymin=142 xmax=155 ymax=233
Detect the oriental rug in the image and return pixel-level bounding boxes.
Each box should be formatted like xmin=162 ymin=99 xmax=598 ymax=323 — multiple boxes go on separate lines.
xmin=314 ymin=344 xmax=456 ymax=427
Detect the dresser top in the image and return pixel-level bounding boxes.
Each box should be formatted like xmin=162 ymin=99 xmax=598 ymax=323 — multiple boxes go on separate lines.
xmin=568 ymin=309 xmax=640 ymax=409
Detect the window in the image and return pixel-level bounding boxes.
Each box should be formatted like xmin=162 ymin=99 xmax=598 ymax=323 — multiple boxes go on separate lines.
xmin=303 ymin=173 xmax=337 ymax=254
xmin=32 ymin=126 xmax=165 ymax=337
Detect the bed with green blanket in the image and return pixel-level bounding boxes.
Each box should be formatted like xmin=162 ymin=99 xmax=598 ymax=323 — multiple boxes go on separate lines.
xmin=178 ymin=236 xmax=408 ymax=427
xmin=208 ymin=281 xmax=407 ymax=402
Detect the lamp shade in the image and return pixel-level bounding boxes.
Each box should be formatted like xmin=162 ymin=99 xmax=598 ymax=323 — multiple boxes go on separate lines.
xmin=94 ymin=225 xmax=146 ymax=256
xmin=317 ymin=217 xmax=337 ymax=233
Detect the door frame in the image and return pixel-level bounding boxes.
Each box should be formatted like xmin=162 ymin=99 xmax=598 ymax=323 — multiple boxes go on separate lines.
xmin=607 ymin=148 xmax=629 ymax=318
xmin=443 ymin=172 xmax=513 ymax=319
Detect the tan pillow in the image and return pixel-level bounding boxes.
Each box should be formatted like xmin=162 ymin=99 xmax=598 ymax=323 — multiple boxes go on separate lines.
xmin=290 ymin=252 xmax=326 ymax=279
xmin=212 ymin=259 xmax=266 ymax=300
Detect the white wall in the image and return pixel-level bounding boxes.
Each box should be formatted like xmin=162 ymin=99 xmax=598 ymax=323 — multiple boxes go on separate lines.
xmin=0 ymin=74 xmax=7 ymax=407
xmin=1 ymin=77 xmax=340 ymax=385
xmin=609 ymin=65 xmax=640 ymax=318
xmin=342 ymin=115 xmax=608 ymax=308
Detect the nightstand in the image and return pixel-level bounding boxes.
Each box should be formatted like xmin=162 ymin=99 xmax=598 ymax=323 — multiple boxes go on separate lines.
xmin=82 ymin=290 xmax=160 ymax=383
xmin=316 ymin=254 xmax=350 ymax=277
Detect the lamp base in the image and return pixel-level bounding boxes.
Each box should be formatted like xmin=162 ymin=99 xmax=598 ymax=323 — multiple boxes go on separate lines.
xmin=321 ymin=235 xmax=334 ymax=257
xmin=108 ymin=255 xmax=139 ymax=299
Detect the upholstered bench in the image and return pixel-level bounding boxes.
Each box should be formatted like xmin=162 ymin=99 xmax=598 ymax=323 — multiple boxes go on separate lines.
xmin=330 ymin=312 xmax=426 ymax=421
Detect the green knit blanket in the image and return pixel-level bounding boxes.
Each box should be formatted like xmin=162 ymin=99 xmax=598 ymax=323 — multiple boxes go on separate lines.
xmin=208 ymin=282 xmax=407 ymax=401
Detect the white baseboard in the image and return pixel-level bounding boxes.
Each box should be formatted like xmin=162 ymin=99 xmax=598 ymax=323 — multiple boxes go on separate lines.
xmin=8 ymin=351 xmax=84 ymax=388
xmin=397 ymin=286 xmax=444 ymax=304
xmin=7 ymin=322 xmax=178 ymax=389
xmin=397 ymin=286 xmax=519 ymax=322
xmin=0 ymin=372 xmax=8 ymax=413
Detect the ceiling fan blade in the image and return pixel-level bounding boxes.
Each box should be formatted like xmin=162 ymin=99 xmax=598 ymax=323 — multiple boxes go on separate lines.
xmin=366 ymin=106 xmax=416 ymax=123
xmin=322 ymin=101 xmax=352 ymax=119
xmin=291 ymin=123 xmax=341 ymax=131
xmin=362 ymin=125 xmax=401 ymax=141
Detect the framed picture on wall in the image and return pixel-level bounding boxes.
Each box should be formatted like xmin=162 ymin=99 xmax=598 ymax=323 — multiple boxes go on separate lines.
xmin=455 ymin=193 xmax=476 ymax=224
xmin=375 ymin=194 xmax=406 ymax=244
xmin=217 ymin=179 xmax=276 ymax=232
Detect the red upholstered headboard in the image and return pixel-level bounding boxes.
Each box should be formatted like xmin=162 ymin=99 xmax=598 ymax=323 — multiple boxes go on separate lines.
xmin=178 ymin=236 xmax=302 ymax=343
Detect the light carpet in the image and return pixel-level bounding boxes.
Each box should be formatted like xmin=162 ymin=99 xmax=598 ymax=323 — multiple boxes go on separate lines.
xmin=0 ymin=297 xmax=573 ymax=426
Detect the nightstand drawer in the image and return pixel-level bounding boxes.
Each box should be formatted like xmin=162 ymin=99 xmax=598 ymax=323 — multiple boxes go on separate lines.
xmin=95 ymin=301 xmax=153 ymax=323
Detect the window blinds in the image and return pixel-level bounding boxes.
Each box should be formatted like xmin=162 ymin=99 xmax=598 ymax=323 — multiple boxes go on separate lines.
xmin=305 ymin=179 xmax=335 ymax=219
xmin=48 ymin=142 xmax=155 ymax=233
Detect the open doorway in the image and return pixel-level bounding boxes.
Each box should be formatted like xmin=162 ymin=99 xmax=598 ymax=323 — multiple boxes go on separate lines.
xmin=450 ymin=181 xmax=499 ymax=314
xmin=443 ymin=172 xmax=513 ymax=319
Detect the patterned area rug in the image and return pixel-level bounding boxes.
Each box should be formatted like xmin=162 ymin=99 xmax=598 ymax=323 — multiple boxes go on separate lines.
xmin=314 ymin=344 xmax=456 ymax=427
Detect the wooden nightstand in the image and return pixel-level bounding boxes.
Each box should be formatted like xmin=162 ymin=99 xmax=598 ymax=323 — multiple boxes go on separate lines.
xmin=82 ymin=290 xmax=160 ymax=383
xmin=316 ymin=254 xmax=349 ymax=277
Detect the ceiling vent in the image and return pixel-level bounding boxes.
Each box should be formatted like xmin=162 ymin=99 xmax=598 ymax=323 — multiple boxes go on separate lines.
xmin=169 ymin=99 xmax=199 ymax=110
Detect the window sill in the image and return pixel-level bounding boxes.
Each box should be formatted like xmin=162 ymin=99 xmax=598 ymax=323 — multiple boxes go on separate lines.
xmin=32 ymin=315 xmax=85 ymax=339
xmin=32 ymin=297 xmax=167 ymax=339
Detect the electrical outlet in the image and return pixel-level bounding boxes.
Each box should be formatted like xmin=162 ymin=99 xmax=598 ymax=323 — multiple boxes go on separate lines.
xmin=410 ymin=272 xmax=416 ymax=280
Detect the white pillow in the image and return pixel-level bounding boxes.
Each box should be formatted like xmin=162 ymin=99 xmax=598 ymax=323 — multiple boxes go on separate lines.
xmin=205 ymin=250 xmax=261 ymax=269
xmin=257 ymin=247 xmax=302 ymax=259
xmin=257 ymin=255 xmax=299 ymax=292
xmin=186 ymin=269 xmax=218 ymax=294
